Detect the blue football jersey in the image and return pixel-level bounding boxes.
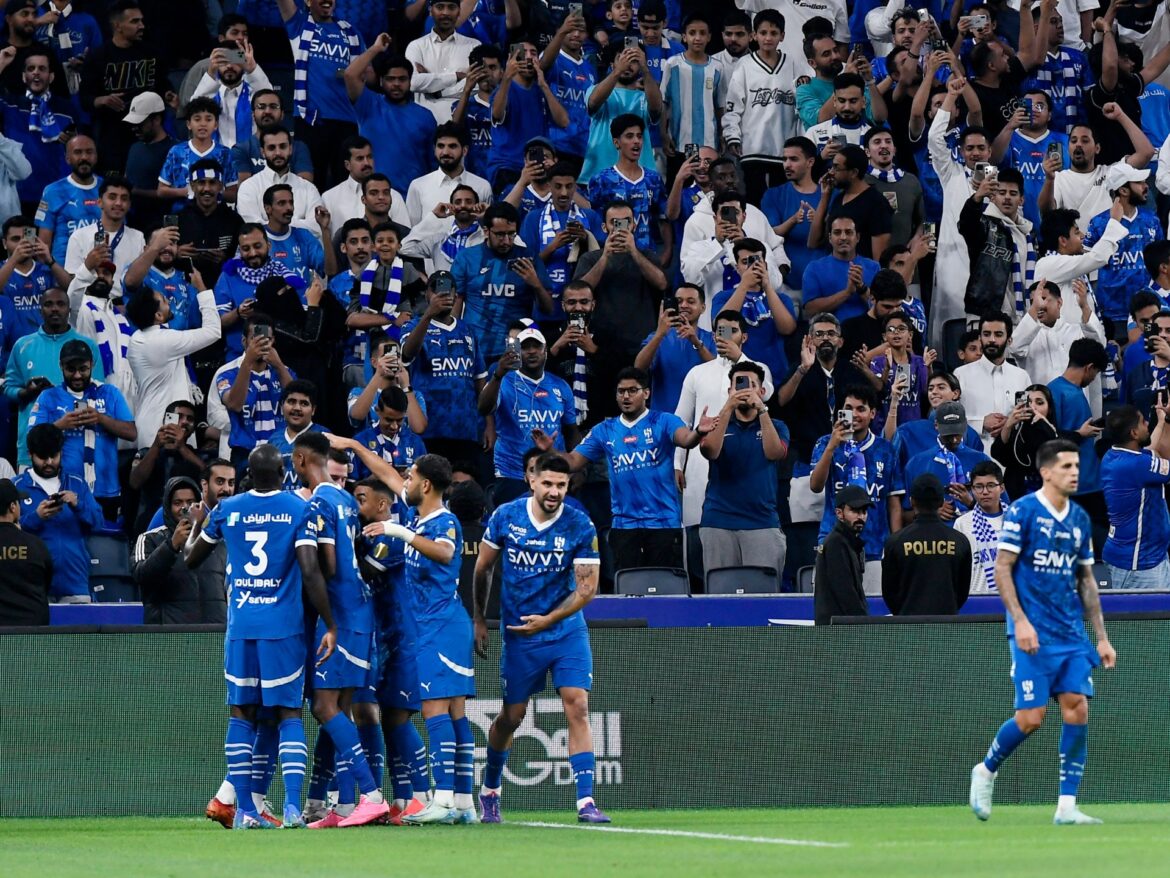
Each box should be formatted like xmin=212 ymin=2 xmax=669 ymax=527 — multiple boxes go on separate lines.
xmin=405 ymin=316 xmax=487 ymax=443
xmin=404 ymin=507 xmax=465 ymax=625
xmin=266 ymin=227 xmax=324 ymax=281
xmin=297 ymin=483 xmax=374 ymax=633
xmin=575 ymin=409 xmax=686 ymax=528
xmin=483 ymin=496 xmax=600 ymax=643
xmin=3 ymin=263 xmax=57 ymax=338
xmin=584 ymin=166 xmax=666 ymax=252
xmin=266 ymin=422 xmax=328 ymax=490
xmin=35 ymin=175 xmax=102 ymax=265
xmin=454 ymin=95 xmax=493 ymax=179
xmin=201 ymin=490 xmax=308 ymax=640
xmin=1100 ymin=447 xmax=1170 ymax=570
xmin=998 ymin=491 xmax=1095 ymax=645
xmin=1002 ymin=129 xmax=1067 ymax=229
xmin=350 ymin=427 xmax=428 ymax=481
xmin=812 ymin=431 xmax=905 ymax=560
xmin=1084 ymin=208 xmax=1163 ymax=321
xmin=492 ymin=370 xmax=576 ymax=480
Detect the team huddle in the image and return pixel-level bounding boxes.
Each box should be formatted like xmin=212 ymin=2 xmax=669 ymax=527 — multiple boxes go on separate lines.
xmin=183 ymin=432 xmax=605 ymax=829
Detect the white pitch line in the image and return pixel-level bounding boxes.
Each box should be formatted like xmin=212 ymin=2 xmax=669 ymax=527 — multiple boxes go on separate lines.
xmin=512 ymin=820 xmax=848 ymax=848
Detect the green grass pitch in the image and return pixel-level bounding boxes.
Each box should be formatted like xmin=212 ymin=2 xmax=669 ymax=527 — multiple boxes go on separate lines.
xmin=7 ymin=805 xmax=1170 ymax=877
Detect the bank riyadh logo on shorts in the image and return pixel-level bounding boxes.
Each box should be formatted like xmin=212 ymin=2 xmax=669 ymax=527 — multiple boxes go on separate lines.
xmin=466 ymin=698 xmax=623 ymax=787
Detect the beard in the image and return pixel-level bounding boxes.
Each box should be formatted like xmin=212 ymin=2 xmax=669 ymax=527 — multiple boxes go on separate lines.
xmin=982 ymin=343 xmax=1003 ymax=360
xmin=816 ymin=342 xmax=836 ymax=361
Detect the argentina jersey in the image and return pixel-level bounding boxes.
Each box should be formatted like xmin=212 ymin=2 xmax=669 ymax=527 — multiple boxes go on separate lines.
xmin=483 ymin=496 xmax=600 ymax=644
xmin=200 ymin=490 xmax=307 ymax=640
xmin=406 ymin=316 xmax=486 ymax=442
xmin=1100 ymin=447 xmax=1170 ymax=570
xmin=404 ymin=507 xmax=464 ymax=625
xmin=297 ymin=483 xmax=374 ymax=633
xmin=575 ymin=409 xmax=686 ymax=528
xmin=998 ymin=492 xmax=1094 ymax=645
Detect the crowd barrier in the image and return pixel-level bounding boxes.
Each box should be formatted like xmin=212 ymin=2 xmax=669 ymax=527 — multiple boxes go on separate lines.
xmin=3 ymin=619 xmax=1167 ymax=817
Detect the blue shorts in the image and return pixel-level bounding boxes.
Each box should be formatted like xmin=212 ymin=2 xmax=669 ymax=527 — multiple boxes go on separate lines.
xmin=224 ymin=634 xmax=306 ymax=708
xmin=501 ymin=626 xmax=592 ymax=705
xmin=313 ymin=625 xmax=375 ymax=691
xmin=1009 ymin=637 xmax=1098 ymax=710
xmin=416 ymin=610 xmax=475 ymax=700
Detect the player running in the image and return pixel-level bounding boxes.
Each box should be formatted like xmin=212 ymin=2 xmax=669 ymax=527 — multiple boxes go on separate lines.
xmin=292 ymin=431 xmax=391 ymax=828
xmin=969 ymin=439 xmax=1117 ymax=825
xmin=472 ymin=452 xmax=609 ymax=824
xmin=185 ymin=444 xmax=329 ymax=829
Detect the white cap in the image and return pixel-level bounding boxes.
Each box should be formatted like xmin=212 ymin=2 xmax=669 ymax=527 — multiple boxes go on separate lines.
xmin=123 ymin=92 xmax=165 ymax=124
xmin=516 ymin=327 xmax=546 ymax=346
xmin=1104 ymin=162 xmax=1150 ymax=194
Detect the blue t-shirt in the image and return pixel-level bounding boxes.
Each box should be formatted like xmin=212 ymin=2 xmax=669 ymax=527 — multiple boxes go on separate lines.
xmin=1140 ymin=81 xmax=1170 ymax=174
xmin=801 ymin=254 xmax=879 ymax=322
xmin=35 ymin=175 xmax=102 ymax=265
xmin=519 ymin=204 xmax=604 ymax=317
xmin=701 ymin=415 xmax=789 ymax=530
xmin=585 ymin=166 xmax=666 ymax=252
xmin=284 ymin=9 xmax=366 ymax=123
xmin=903 ymin=441 xmax=992 ymax=516
xmin=760 ymin=183 xmax=822 ymax=290
xmin=998 ymin=491 xmax=1094 ymax=645
xmin=350 ymin=426 xmax=428 ymax=480
xmin=130 ymin=266 xmax=201 ymax=332
xmin=892 ymin=415 xmax=984 ymax=469
xmin=297 ymin=482 xmax=373 ymax=633
xmin=0 ymin=294 xmax=18 ymax=373
xmin=1100 ymin=446 xmax=1170 ymax=570
xmin=486 ymin=80 xmax=552 ymax=184
xmin=266 ymin=422 xmax=328 ymax=490
xmin=29 ymin=382 xmax=133 ymax=497
xmin=576 ymin=409 xmax=686 ymax=528
xmin=36 ymin=9 xmax=103 ymax=67
xmin=640 ymin=326 xmax=715 ymax=415
xmin=0 ymin=97 xmax=72 ymax=205
xmin=451 ymin=243 xmax=552 ymax=360
xmin=492 ymin=370 xmax=576 ymax=479
xmin=545 ymin=51 xmax=596 ymax=158
xmin=158 ymin=141 xmax=238 ymax=208
xmin=231 ymin=136 xmax=314 ymax=178
xmin=1084 ymin=208 xmax=1163 ymax=321
xmin=710 ymin=287 xmax=796 ymax=383
xmin=216 ymin=363 xmax=290 ymax=450
xmin=354 ymin=89 xmax=437 ymax=193
xmin=404 ymin=507 xmax=465 ymax=625
xmin=1048 ymin=375 xmax=1099 ymax=495
xmin=202 ymin=489 xmax=307 ymax=641
xmin=266 ymin=227 xmax=324 ymax=280
xmin=2 ymin=262 xmax=57 ymax=338
xmin=454 ymin=94 xmax=494 ymax=179
xmin=1001 ymin=130 xmax=1067 ymax=230
xmin=405 ymin=315 xmax=487 ymax=442
xmin=482 ymin=496 xmax=599 ymax=643
xmin=811 ymin=431 xmax=905 ymax=560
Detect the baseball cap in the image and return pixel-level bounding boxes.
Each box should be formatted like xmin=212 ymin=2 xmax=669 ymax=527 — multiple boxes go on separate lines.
xmin=910 ymin=473 xmax=946 ymax=505
xmin=835 ymin=485 xmax=873 ymax=509
xmin=935 ymin=401 xmax=968 ymax=437
xmin=0 ymin=478 xmax=29 ymax=508
xmin=5 ymin=0 xmax=39 ymax=15
xmin=123 ymin=92 xmax=165 ymax=124
xmin=524 ymin=136 xmax=556 ymax=157
xmin=1104 ymin=163 xmax=1150 ymax=194
xmin=516 ymin=327 xmax=546 ymax=346
xmin=60 ymin=339 xmax=93 ymax=364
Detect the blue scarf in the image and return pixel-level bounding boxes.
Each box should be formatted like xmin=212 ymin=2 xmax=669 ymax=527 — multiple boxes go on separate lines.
xmin=292 ymin=16 xmax=359 ymax=124
xmin=969 ymin=506 xmax=1000 ymax=592
xmin=843 ymin=437 xmax=868 ymax=489
xmin=26 ymin=90 xmax=63 ymax=143
xmin=440 ymin=220 xmax=480 ymax=263
xmin=358 ymin=257 xmax=402 ymax=319
xmin=738 ymin=288 xmax=771 ymax=326
xmin=85 ymin=300 xmax=131 ymax=376
xmin=214 ymin=79 xmax=253 ymax=147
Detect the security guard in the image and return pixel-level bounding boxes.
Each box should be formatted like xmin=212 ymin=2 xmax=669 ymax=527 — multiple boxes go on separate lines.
xmin=0 ymin=478 xmax=53 ymax=625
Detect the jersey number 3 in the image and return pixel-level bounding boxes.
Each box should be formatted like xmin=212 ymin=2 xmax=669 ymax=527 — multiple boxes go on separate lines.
xmin=244 ymin=531 xmax=269 ymax=576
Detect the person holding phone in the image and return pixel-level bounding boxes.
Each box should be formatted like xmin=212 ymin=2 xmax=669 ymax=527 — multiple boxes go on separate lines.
xmin=539 ymin=7 xmax=595 ymax=170
xmin=121 ymin=225 xmax=201 ymax=333
xmin=862 ymin=310 xmax=933 ymax=436
xmin=585 ymin=114 xmax=668 ymax=260
xmin=634 ymin=283 xmax=714 ymax=415
xmin=901 ymin=401 xmax=993 ymax=525
xmin=990 ymin=90 xmax=1067 ymax=229
xmin=580 ymin=40 xmax=663 ymax=185
xmin=62 ymin=175 xmax=145 ymax=289
xmin=991 ymin=383 xmax=1059 ymax=500
xmin=1008 ymin=278 xmax=1105 ymax=388
xmin=0 ymin=216 xmax=70 ymax=339
xmin=190 ymin=38 xmax=273 ymax=149
xmin=501 ymin=136 xmax=561 ymax=222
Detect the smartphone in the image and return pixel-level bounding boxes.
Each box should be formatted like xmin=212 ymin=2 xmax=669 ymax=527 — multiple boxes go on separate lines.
xmin=895 ymin=363 xmax=911 ymax=385
xmin=569 ymin=315 xmax=586 ymax=330
xmin=568 ymin=2 xmax=583 ymax=18
xmin=922 ymin=221 xmax=937 ymax=239
xmin=1090 ymin=417 xmax=1105 ymax=428
xmin=624 ymin=35 xmax=639 ymax=52
xmin=1015 ymin=391 xmax=1028 ymax=407
xmin=837 ymin=409 xmax=854 ymax=429
xmin=382 ymin=341 xmax=401 ymax=360
xmin=253 ymin=324 xmax=273 ymax=340
xmin=715 ymin=324 xmax=733 ymax=340
xmin=1159 ymin=388 xmax=1170 ymax=408
xmin=718 ymin=205 xmax=739 ymax=223
xmin=611 ymin=217 xmax=631 ymax=232
xmin=734 ymin=374 xmax=751 ymax=392
xmin=1046 ymin=141 xmax=1062 ymax=160
xmin=526 ymin=145 xmax=544 ymax=165
xmin=223 ymin=48 xmax=247 ymax=66
xmin=917 ymin=9 xmax=931 ymax=22
xmin=566 ymin=220 xmax=584 ymax=233
xmin=509 ymin=43 xmax=524 ymax=62
xmin=433 ymin=273 xmax=455 ymax=294
xmin=49 ymin=492 xmax=63 ymax=505
xmin=163 ymin=213 xmax=179 ymax=228
xmin=662 ymin=295 xmax=680 ymax=314
xmin=830 ymin=134 xmax=849 ymax=147
xmin=504 ymin=336 xmax=521 ymax=361
xmin=164 ymin=411 xmax=180 ymax=427
xmin=1022 ymin=97 xmax=1033 ymax=121
xmin=744 ymin=253 xmax=762 ymax=268
xmin=22 ymin=226 xmax=36 ymax=242
xmin=684 ymin=143 xmax=699 ymax=160
xmin=507 ymin=258 xmax=525 ymax=273
xmin=973 ymin=162 xmax=990 ymax=183
xmin=94 ymin=227 xmax=107 ymax=247
xmin=971 ymin=14 xmax=989 ymax=30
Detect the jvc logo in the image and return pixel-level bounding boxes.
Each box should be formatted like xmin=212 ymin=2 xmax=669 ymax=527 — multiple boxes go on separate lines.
xmin=506 ymin=547 xmax=566 ymax=568
xmin=485 ymin=283 xmax=516 ymax=297
xmin=431 ymin=356 xmax=475 ymax=375
xmin=467 ymin=698 xmax=622 ymax=787
xmin=1033 ymin=549 xmax=1076 ymax=568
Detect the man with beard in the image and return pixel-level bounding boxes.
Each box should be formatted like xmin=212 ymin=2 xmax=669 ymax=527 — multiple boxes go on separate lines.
xmin=71 ymin=258 xmax=137 ymax=405
xmin=797 ymin=33 xmax=876 ymax=130
xmin=0 ymin=215 xmax=71 ymax=338
xmin=191 ymin=39 xmax=274 ymax=149
xmin=809 ymin=145 xmax=894 ymax=261
xmin=264 ymin=184 xmax=332 ymax=280
xmin=664 ymin=144 xmax=718 ymax=231
xmin=123 ymin=92 xmax=177 ymax=232
xmin=401 ymin=184 xmax=486 ymax=273
xmin=35 ymin=134 xmax=101 ymax=267
xmin=0 ymin=0 xmax=69 ymax=100
xmin=763 ymin=138 xmax=823 ymax=291
xmin=128 ymin=399 xmax=205 ymax=535
xmin=330 ymin=217 xmax=376 ymax=382
xmin=345 ymin=39 xmax=438 ymax=192
xmin=0 ymin=49 xmax=74 ymax=216
xmin=1083 ymin=163 xmax=1162 ymax=335
xmin=406 ymin=123 xmax=493 ymax=227
xmin=813 ymin=484 xmax=870 ymax=625
xmin=806 ymin=73 xmax=875 ymax=153
xmin=15 ymin=422 xmax=104 ymax=601
xmin=956 ymin=311 xmax=1032 ymax=453
xmin=124 ymin=226 xmax=202 ymax=331
xmin=487 ymin=40 xmax=569 ymax=191
xmin=236 ymin=128 xmax=325 ymax=236
xmin=30 ymin=339 xmax=135 ymax=521
xmin=213 ymin=224 xmax=300 ymax=359
xmin=635 ymin=282 xmax=714 ymax=415
xmin=267 ymin=379 xmax=326 ymax=489
xmin=958 ymin=168 xmax=1037 ymax=319
xmin=217 ymin=314 xmax=296 ymax=472
xmin=404 ymin=0 xmax=481 ymax=125
xmin=864 ymin=129 xmax=924 ymax=250
xmin=320 ymin=136 xmax=389 ymax=230
xmin=581 ymin=42 xmax=663 ymax=184
xmin=713 ymin=8 xmax=751 ymax=80
xmin=231 ymin=90 xmax=314 ymax=183
xmin=175 ymin=159 xmax=244 ymax=288
xmin=63 ymin=176 xmax=145 ymax=291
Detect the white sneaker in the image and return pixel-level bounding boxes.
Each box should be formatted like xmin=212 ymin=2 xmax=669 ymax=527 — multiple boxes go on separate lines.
xmin=1054 ymin=807 xmax=1102 ymax=825
xmin=969 ymin=763 xmax=996 ymax=821
xmin=303 ymin=800 xmax=329 ymax=823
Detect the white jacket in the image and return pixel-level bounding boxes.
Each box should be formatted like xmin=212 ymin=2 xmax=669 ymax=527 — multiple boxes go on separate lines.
xmin=721 ymin=51 xmax=801 ymax=163
xmin=927 ymin=109 xmax=976 ymax=350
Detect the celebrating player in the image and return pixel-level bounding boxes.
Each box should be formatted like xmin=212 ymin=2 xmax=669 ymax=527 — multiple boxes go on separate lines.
xmin=185 ymin=444 xmax=327 ymax=829
xmin=292 ymin=431 xmax=391 ymax=828
xmin=472 ymin=452 xmax=608 ymax=824
xmin=969 ymin=439 xmax=1117 ymax=825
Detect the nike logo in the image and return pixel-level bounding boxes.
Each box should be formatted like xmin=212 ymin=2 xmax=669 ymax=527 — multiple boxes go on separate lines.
xmin=479 ymin=267 xmax=490 ymax=275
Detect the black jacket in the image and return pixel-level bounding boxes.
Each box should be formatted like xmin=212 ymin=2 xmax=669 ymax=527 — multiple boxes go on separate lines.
xmin=882 ymin=511 xmax=972 ymax=615
xmin=958 ymin=197 xmax=1016 ymax=316
xmin=814 ymin=520 xmax=868 ymax=625
xmin=0 ymin=522 xmax=53 ymax=626
xmin=133 ymin=477 xmax=226 ymax=625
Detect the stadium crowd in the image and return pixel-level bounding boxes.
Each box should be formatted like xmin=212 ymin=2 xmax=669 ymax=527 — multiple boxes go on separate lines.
xmin=2 ymin=0 xmax=1170 ymax=632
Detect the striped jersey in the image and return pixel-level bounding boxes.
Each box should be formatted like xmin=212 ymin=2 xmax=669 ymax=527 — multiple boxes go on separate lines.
xmin=661 ymin=55 xmax=723 ymax=150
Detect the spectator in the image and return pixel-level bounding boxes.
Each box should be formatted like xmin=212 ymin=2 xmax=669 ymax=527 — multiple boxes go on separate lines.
xmin=178 ymin=13 xmax=252 ymax=104
xmin=261 ymin=184 xmax=331 ymax=281
xmin=712 ymin=9 xmax=751 ymax=76
xmin=405 ymin=123 xmax=493 ymax=227
xmin=230 ymin=90 xmax=315 ymax=183
xmin=404 ymin=0 xmax=481 ymax=125
xmin=213 ymin=224 xmax=300 ymax=359
xmin=1020 ymin=3 xmax=1093 ymax=132
xmin=190 ymin=40 xmax=274 ymax=150
xmin=351 ymin=386 xmax=427 ymax=480
xmin=133 ymin=477 xmax=215 ymax=623
xmin=1123 ymin=308 xmax=1170 ymax=421
xmin=1041 ymin=110 xmax=1153 ymax=222
xmin=128 ymin=399 xmax=204 ymax=535
xmin=958 ymin=167 xmax=1035 ymax=319
xmin=216 ymin=314 xmax=295 ymax=472
xmin=1086 ymin=14 xmax=1170 ymax=164
xmin=588 ymin=115 xmax=668 ymax=258
xmin=991 ymin=88 xmax=1067 ymax=233
xmin=813 ymin=484 xmax=870 ymax=626
xmin=487 ymin=40 xmax=569 ymax=191
xmin=840 ymin=268 xmax=914 ymax=359
xmin=809 ymin=383 xmax=905 ymax=595
xmin=663 ymin=146 xmax=714 ymax=232
xmin=809 ymin=144 xmax=894 ymax=261
xmin=699 ymin=360 xmax=789 ymax=574
xmin=156 ymin=97 xmax=239 ymax=209
xmin=1034 ymin=202 xmax=1128 ymax=326
xmin=235 ymin=129 xmax=326 ymax=236
xmin=0 ymin=48 xmax=74 ymax=216
xmin=35 ymin=0 xmax=103 ymax=92
xmin=0 ymin=477 xmax=52 ymax=626
xmin=0 ymin=215 xmax=71 ymax=338
xmin=544 ymin=280 xmax=601 ymax=427
xmin=1119 ymin=289 xmax=1164 ymax=381
xmin=539 ymin=9 xmax=593 ymax=170
xmin=63 ymin=175 xmax=145 ymax=290
xmin=882 ymin=473 xmax=972 ymax=615
xmin=122 ymin=228 xmax=201 ymax=335
xmin=476 ymin=324 xmax=578 ymax=505
xmin=30 ymin=339 xmax=136 ymax=522
xmin=902 ymin=401 xmax=993 ymax=524
xmin=889 ymin=370 xmax=985 ymax=467
xmin=34 ymin=132 xmax=97 ymax=267
xmin=15 ymin=422 xmax=103 ymax=603
xmin=1047 ymin=338 xmax=1108 ymax=521
xmin=347 ymin=328 xmax=428 ymax=436
xmin=955 ymin=460 xmax=1008 ymax=595
xmin=659 ymin=13 xmax=721 ymax=166
xmin=400 ymin=184 xmax=487 ymax=273
xmin=580 ymin=42 xmax=663 ymax=184
xmin=1008 ymin=279 xmax=1104 ymax=387
xmin=796 ymin=32 xmax=875 ymax=132
xmin=175 ymin=159 xmax=243 ymax=288
xmin=634 ymin=283 xmax=714 ymax=415
xmin=500 ymin=136 xmax=561 ymax=222
xmin=267 ymin=379 xmax=327 ymax=489
xmin=451 ymin=44 xmax=503 ymax=181
xmin=991 ymin=382 xmax=1060 ymax=501
xmin=761 ymin=136 xmax=823 ymax=295
xmin=802 ymin=214 xmax=880 ymax=322
xmin=956 ymin=311 xmax=1032 ymax=452
xmin=4 ymin=287 xmax=103 ymax=468
xmin=1100 ymin=404 xmax=1170 ymax=589
xmin=806 ymin=72 xmax=876 ymax=154
xmin=863 ymin=309 xmax=932 ymax=437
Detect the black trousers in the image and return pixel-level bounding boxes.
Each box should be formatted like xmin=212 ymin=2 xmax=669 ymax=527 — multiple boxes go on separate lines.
xmin=609 ymin=527 xmax=683 ymax=572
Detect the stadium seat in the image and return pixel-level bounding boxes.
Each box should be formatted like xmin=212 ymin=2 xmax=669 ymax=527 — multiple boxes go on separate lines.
xmin=941 ymin=318 xmax=969 ymax=372
xmin=88 ymin=534 xmax=138 ymax=603
xmin=614 ymin=567 xmax=690 ymax=596
xmin=796 ymin=565 xmax=815 ymax=594
xmin=705 ymin=566 xmax=780 ymax=595
xmin=1091 ymin=562 xmax=1111 ymax=590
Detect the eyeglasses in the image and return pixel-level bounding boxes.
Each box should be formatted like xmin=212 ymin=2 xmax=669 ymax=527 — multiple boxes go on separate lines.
xmin=884 ymin=325 xmax=909 ymax=334
xmin=615 ymin=386 xmax=644 ymax=396
xmin=811 ymin=330 xmax=840 ymax=339
xmin=971 ymin=483 xmax=1002 ymax=492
